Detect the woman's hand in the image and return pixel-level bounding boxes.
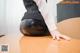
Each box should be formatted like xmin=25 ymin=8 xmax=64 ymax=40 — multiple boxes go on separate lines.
xmin=50 ymin=29 xmax=71 ymax=40
xmin=36 ymin=0 xmax=71 ymax=41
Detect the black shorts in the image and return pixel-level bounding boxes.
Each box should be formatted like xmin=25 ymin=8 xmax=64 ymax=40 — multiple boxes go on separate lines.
xmin=20 ymin=11 xmax=49 ymax=36
xmin=20 ymin=0 xmax=50 ymax=36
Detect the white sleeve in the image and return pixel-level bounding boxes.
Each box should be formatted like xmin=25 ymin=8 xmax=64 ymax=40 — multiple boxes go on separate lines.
xmin=34 ymin=0 xmax=58 ymax=32
xmin=43 ymin=0 xmax=58 ymax=32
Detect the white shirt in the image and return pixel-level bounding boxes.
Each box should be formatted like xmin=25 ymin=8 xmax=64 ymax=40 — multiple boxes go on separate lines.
xmin=33 ymin=0 xmax=60 ymax=32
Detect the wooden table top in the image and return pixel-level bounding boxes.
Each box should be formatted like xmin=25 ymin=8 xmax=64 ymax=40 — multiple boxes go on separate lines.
xmin=20 ymin=36 xmax=80 ymax=53
xmin=0 ymin=18 xmax=80 ymax=53
xmin=20 ymin=18 xmax=80 ymax=53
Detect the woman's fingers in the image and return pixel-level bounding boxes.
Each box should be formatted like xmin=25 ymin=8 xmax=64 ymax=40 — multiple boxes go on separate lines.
xmin=51 ymin=33 xmax=71 ymax=40
xmin=52 ymin=35 xmax=56 ymax=40
xmin=60 ymin=35 xmax=71 ymax=41
xmin=50 ymin=30 xmax=71 ymax=40
xmin=55 ymin=34 xmax=71 ymax=41
xmin=56 ymin=36 xmax=60 ymax=40
xmin=52 ymin=34 xmax=60 ymax=40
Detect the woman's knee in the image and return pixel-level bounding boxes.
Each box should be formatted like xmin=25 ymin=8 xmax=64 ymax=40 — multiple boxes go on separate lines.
xmin=20 ymin=19 xmax=33 ymax=35
xmin=20 ymin=19 xmax=49 ymax=36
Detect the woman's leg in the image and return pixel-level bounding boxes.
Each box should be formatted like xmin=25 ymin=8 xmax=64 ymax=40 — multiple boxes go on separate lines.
xmin=20 ymin=18 xmax=49 ymax=36
xmin=20 ymin=0 xmax=49 ymax=36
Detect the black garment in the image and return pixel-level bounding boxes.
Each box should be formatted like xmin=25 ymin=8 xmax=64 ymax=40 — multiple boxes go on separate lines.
xmin=20 ymin=0 xmax=49 ymax=36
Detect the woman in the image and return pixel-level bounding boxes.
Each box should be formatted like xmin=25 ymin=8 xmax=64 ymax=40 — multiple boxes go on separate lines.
xmin=20 ymin=0 xmax=71 ymax=40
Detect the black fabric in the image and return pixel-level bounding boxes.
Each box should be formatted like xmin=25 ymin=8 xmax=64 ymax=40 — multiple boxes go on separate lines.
xmin=22 ymin=0 xmax=45 ymax=22
xmin=20 ymin=19 xmax=49 ymax=36
xmin=20 ymin=0 xmax=49 ymax=35
xmin=23 ymin=0 xmax=38 ymax=11
xmin=46 ymin=0 xmax=47 ymax=2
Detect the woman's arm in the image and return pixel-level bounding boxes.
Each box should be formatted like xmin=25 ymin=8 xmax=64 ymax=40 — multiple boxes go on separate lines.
xmin=39 ymin=0 xmax=71 ymax=40
xmin=44 ymin=0 xmax=57 ymax=32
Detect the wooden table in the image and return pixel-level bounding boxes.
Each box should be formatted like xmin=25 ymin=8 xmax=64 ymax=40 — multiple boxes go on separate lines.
xmin=0 ymin=18 xmax=80 ymax=53
xmin=20 ymin=36 xmax=80 ymax=53
xmin=20 ymin=18 xmax=80 ymax=53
